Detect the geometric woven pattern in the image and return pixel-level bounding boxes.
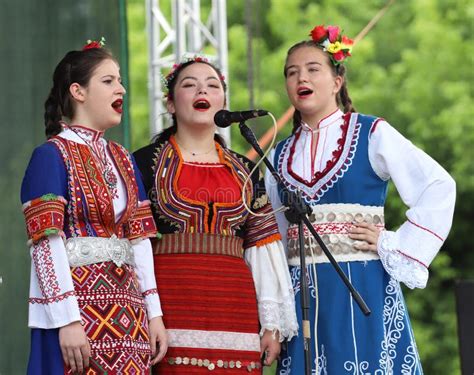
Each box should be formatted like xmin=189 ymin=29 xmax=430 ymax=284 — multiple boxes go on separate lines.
xmin=70 ymin=262 xmax=151 ymax=373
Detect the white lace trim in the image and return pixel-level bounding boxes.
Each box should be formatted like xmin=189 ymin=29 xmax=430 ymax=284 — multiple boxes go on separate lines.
xmin=168 ymin=329 xmax=260 ymax=352
xmin=258 ymin=294 xmax=299 ymax=342
xmin=378 ymin=230 xmax=428 ymax=289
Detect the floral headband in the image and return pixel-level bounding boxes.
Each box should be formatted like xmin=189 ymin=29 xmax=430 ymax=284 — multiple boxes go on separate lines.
xmin=83 ymin=37 xmax=106 ymax=51
xmin=309 ymin=25 xmax=353 ymax=65
xmin=162 ymin=55 xmax=226 ymax=98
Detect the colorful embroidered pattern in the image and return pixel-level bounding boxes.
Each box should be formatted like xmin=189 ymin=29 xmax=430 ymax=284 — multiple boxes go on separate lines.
xmin=23 ymin=194 xmax=66 ymax=244
xmin=151 ymin=137 xmax=280 ymax=248
xmin=153 ymin=138 xmax=252 ymax=234
xmin=71 ymin=262 xmax=151 ymax=373
xmin=49 ymin=137 xmax=145 ymax=240
xmin=124 ymin=202 xmax=157 ymax=241
xmin=244 ymin=202 xmax=281 ymax=249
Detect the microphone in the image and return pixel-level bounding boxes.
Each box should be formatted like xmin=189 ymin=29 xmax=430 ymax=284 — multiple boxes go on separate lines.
xmin=214 ymin=109 xmax=268 ymax=128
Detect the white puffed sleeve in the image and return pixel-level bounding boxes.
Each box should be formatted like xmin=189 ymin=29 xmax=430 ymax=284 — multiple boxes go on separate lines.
xmin=369 ymin=120 xmax=456 ymax=288
xmin=244 ymin=241 xmax=298 ymax=342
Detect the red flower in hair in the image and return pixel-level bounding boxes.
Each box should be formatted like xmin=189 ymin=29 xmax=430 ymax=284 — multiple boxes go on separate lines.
xmin=327 ymin=26 xmax=340 ymax=43
xmin=310 ymin=25 xmax=328 ymax=43
xmin=83 ymin=41 xmax=101 ymax=50
xmin=332 ymin=50 xmax=345 ymax=62
xmin=82 ymin=37 xmax=106 ymax=51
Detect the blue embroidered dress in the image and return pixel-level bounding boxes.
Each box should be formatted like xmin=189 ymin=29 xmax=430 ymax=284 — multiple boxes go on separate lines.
xmin=21 ymin=126 xmax=162 ymax=374
xmin=266 ymin=110 xmax=455 ymax=374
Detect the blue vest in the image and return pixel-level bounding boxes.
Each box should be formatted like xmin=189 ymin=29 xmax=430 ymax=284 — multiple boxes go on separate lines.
xmin=274 ymin=113 xmax=388 ymax=207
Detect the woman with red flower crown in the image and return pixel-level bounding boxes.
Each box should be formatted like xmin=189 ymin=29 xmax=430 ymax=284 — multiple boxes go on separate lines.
xmin=133 ymin=57 xmax=298 ymax=373
xmin=265 ymin=25 xmax=456 ymax=374
xmin=21 ymin=39 xmax=168 ymax=374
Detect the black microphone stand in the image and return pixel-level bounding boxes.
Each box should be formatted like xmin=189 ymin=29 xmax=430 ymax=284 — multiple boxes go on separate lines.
xmin=238 ymin=121 xmax=370 ymax=375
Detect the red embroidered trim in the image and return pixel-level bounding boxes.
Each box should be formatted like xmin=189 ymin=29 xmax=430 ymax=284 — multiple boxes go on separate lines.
xmin=396 ymin=250 xmax=428 ymax=268
xmin=287 ymin=112 xmax=351 ymax=187
xmin=407 ymin=219 xmax=444 ymax=242
xmin=29 ymin=290 xmax=76 ymax=305
xmin=287 ymin=222 xmax=384 ymax=238
xmin=31 ymin=238 xmax=61 ymax=297
xmin=24 ymin=195 xmax=66 ymax=243
xmin=108 ymin=142 xmax=139 ymax=230
xmin=142 ymin=288 xmax=158 ymax=297
xmin=370 ymin=118 xmax=384 ymax=135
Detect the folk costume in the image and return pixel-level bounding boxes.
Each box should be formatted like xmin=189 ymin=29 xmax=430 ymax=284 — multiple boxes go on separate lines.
xmin=267 ymin=110 xmax=456 ymax=374
xmin=21 ymin=125 xmax=162 ymax=374
xmin=133 ymin=135 xmax=298 ymax=374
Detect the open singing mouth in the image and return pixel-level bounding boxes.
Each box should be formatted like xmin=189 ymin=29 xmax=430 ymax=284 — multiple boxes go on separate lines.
xmin=297 ymin=87 xmax=313 ymax=97
xmin=112 ymin=99 xmax=123 ymax=113
xmin=193 ymin=99 xmax=211 ymax=110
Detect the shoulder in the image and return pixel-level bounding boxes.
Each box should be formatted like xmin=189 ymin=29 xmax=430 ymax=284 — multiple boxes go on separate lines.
xmin=29 ymin=140 xmax=63 ymax=163
xmin=108 ymin=140 xmax=131 ymax=155
xmin=351 ymin=112 xmax=382 ymax=125
xmin=225 ymin=148 xmax=257 ymax=171
xmin=133 ymin=142 xmax=160 ymax=162
xmin=348 ymin=112 xmax=386 ymax=136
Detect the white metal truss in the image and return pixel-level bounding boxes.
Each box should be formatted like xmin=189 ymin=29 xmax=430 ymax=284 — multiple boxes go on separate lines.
xmin=146 ymin=0 xmax=230 ymax=143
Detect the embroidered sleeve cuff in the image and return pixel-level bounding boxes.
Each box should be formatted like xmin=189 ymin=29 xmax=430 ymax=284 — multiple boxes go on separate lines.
xmin=23 ymin=194 xmax=67 ymax=245
xmin=377 ymin=230 xmax=429 ymax=289
xmin=143 ymin=290 xmax=163 ymax=319
xmin=125 ymin=202 xmax=158 ymax=241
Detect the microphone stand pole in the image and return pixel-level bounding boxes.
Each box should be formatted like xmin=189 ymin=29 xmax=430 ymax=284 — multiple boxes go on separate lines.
xmin=238 ymin=121 xmax=371 ymax=375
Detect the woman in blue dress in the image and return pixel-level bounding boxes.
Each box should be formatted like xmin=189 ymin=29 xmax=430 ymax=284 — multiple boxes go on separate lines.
xmin=266 ymin=24 xmax=456 ymax=374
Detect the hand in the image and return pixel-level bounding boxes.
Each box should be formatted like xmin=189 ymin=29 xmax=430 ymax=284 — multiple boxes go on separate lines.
xmin=260 ymin=329 xmax=280 ymax=366
xmin=149 ymin=316 xmax=168 ymax=365
xmin=59 ymin=321 xmax=90 ymax=374
xmin=348 ymin=222 xmax=381 ymax=252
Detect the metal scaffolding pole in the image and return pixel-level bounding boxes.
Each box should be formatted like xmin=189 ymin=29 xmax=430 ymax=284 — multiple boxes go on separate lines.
xmin=146 ymin=0 xmax=230 ymax=144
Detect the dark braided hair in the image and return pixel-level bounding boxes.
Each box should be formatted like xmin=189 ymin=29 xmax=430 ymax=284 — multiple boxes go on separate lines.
xmin=153 ymin=59 xmax=227 ymax=147
xmin=44 ymin=48 xmax=115 ymax=139
xmin=284 ymin=40 xmax=356 ymax=134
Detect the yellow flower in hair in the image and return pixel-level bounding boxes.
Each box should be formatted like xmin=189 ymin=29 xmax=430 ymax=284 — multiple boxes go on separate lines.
xmin=326 ymin=41 xmax=342 ymax=54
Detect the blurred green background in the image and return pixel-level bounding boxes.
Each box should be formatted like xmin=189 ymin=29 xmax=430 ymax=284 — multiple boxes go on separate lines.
xmin=1 ymin=0 xmax=472 ymax=374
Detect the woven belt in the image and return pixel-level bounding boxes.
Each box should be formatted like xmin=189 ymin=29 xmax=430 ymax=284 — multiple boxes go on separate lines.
xmin=65 ymin=235 xmax=134 ymax=267
xmin=287 ymin=203 xmax=384 ymax=264
xmin=154 ymin=233 xmax=244 ymax=258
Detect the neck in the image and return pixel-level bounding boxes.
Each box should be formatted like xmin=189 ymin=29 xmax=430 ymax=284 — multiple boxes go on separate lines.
xmin=174 ymin=125 xmax=217 ymax=151
xmin=301 ymin=105 xmax=340 ymax=130
xmin=70 ymin=115 xmax=108 ymax=133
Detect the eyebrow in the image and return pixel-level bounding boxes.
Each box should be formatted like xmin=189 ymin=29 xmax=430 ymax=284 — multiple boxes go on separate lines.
xmin=101 ymin=74 xmax=121 ymax=80
xmin=179 ymin=76 xmax=220 ymax=83
xmin=286 ymin=61 xmax=322 ymax=71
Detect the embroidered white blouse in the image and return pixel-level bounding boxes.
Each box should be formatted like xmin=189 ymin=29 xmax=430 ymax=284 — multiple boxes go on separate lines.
xmin=266 ymin=109 xmax=456 ymax=289
xmin=26 ymin=128 xmax=162 ymax=329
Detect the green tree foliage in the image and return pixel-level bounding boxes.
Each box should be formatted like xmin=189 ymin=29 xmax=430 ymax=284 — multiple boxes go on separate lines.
xmin=128 ymin=1 xmax=472 ymax=373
